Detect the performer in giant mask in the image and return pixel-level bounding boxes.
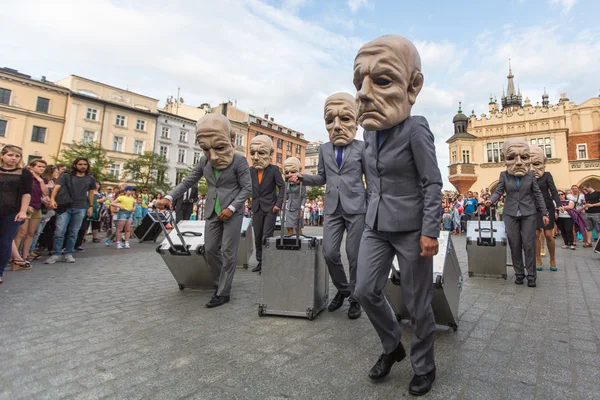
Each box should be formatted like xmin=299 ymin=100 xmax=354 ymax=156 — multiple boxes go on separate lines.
xmin=351 ymin=35 xmax=442 ymax=396
xmin=157 ymin=114 xmax=252 ymax=308
xmin=282 ymin=157 xmax=306 ymax=236
xmin=248 ymin=135 xmax=284 ymax=273
xmin=488 ymin=139 xmax=549 ymax=287
xmin=289 ymin=92 xmax=365 ymax=320
xmin=529 ymin=146 xmax=561 ymax=272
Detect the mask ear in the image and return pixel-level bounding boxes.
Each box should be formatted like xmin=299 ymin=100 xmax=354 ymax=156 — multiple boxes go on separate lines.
xmin=407 ymin=71 xmax=424 ymax=105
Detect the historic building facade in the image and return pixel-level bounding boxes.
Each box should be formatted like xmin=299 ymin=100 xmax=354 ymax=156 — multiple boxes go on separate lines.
xmin=447 ymin=65 xmax=600 ymax=193
xmin=304 ymin=141 xmax=322 ymax=176
xmin=0 ymin=68 xmax=70 ymax=163
xmin=55 ymin=75 xmax=159 ymax=184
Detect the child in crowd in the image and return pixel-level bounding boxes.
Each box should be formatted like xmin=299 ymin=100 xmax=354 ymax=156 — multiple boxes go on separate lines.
xmin=442 ymin=207 xmax=453 ymax=231
xmin=110 ymin=186 xmax=135 ymax=249
xmin=133 ymin=196 xmax=143 ymax=228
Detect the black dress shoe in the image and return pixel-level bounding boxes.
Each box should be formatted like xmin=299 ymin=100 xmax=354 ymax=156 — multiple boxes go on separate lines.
xmin=348 ymin=301 xmax=362 ymax=319
xmin=328 ymin=291 xmax=349 ymax=312
xmin=368 ymin=341 xmax=406 ymax=380
xmin=409 ymin=368 xmax=436 ymax=396
xmin=515 ymin=277 xmax=524 ymax=285
xmin=251 ymin=263 xmax=262 ymax=272
xmin=527 ymin=280 xmax=537 ymax=288
xmin=205 ymin=295 xmax=230 ymax=308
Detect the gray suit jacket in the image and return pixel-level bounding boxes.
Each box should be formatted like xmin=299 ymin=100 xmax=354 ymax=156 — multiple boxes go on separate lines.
xmin=168 ymin=153 xmax=252 ymax=216
xmin=490 ymin=171 xmax=548 ymax=217
xmin=284 ymin=183 xmax=306 ymax=212
xmin=362 ymin=116 xmax=443 ymax=237
xmin=302 ymin=140 xmax=366 ymax=215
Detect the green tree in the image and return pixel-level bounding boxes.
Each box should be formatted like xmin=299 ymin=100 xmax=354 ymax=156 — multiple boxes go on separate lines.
xmin=183 ymin=165 xmax=208 ymax=195
xmin=306 ymin=186 xmax=325 ymax=201
xmin=53 ymin=140 xmax=110 ymax=182
xmin=122 ymin=151 xmax=171 ymax=193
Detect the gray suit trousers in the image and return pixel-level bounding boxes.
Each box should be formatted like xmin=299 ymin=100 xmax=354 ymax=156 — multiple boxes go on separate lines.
xmin=503 ymin=214 xmax=537 ymax=280
xmin=205 ymin=212 xmax=243 ymax=297
xmin=323 ymin=203 xmax=364 ymax=301
xmin=355 ymin=227 xmax=436 ymax=376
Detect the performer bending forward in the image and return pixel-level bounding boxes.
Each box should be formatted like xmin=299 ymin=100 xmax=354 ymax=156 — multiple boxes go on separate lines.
xmin=352 ymin=35 xmax=442 ymax=396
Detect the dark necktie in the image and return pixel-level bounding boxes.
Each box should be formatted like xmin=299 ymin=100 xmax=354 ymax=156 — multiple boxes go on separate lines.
xmin=336 ymin=147 xmax=342 ymax=168
xmin=516 ymin=177 xmax=521 ymax=187
xmin=377 ymin=131 xmax=383 ymax=148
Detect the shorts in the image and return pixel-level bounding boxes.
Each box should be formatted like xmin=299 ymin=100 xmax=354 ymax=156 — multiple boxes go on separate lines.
xmin=116 ymin=210 xmax=133 ymax=221
xmin=585 ymin=213 xmax=600 ymax=232
xmin=27 ymin=209 xmax=43 ymax=219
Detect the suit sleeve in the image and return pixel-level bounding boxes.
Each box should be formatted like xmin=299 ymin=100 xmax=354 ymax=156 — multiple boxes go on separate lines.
xmin=547 ymin=173 xmax=561 ymax=207
xmin=531 ymin=173 xmax=548 ymax=215
xmin=302 ymin=147 xmax=326 ymax=187
xmin=274 ymin=166 xmax=285 ymax=208
xmin=490 ymin=172 xmax=505 ymax=204
xmin=410 ymin=117 xmax=443 ymax=238
xmin=167 ymin=158 xmax=206 ymax=202
xmin=230 ymin=156 xmax=252 ymax=213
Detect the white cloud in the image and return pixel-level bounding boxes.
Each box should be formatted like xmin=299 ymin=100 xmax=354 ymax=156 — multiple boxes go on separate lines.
xmin=347 ymin=0 xmax=373 ymax=13
xmin=550 ymin=0 xmax=577 ymax=13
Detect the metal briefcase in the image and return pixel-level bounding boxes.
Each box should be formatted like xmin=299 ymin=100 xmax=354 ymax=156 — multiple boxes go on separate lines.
xmin=155 ymin=216 xmax=214 ymax=291
xmin=466 ymin=210 xmax=507 ymax=279
xmin=383 ymin=231 xmax=462 ymax=331
xmin=258 ymin=179 xmax=329 ymax=320
xmin=237 ymin=217 xmax=254 ymax=269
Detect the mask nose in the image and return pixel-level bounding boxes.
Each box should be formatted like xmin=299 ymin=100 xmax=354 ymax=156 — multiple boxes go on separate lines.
xmin=333 ymin=117 xmax=341 ymax=132
xmin=357 ymin=77 xmax=373 ymax=104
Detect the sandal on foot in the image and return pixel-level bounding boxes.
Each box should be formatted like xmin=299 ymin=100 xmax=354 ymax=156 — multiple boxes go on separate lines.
xmin=11 ymin=260 xmax=32 ymax=271
xmin=93 ymin=238 xmax=101 ymax=243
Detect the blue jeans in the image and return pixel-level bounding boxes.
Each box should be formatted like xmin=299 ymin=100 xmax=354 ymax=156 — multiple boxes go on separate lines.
xmin=141 ymin=208 xmax=148 ymax=218
xmin=0 ymin=214 xmax=22 ymax=277
xmin=53 ymin=208 xmax=87 ymax=255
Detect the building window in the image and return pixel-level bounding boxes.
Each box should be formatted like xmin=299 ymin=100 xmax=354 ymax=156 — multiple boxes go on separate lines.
xmin=177 ymin=149 xmax=186 ymax=163
xmin=112 ymin=136 xmax=123 ymax=152
xmin=108 ymin=163 xmax=121 ymax=179
xmin=531 ymin=137 xmax=552 ymax=158
xmin=193 ymin=151 xmax=202 ymax=164
xmin=451 ymin=151 xmax=457 ymax=164
xmin=577 ymin=144 xmax=587 ymax=160
xmin=0 ymin=88 xmax=11 ymax=105
xmin=255 ymin=131 xmax=261 ymax=137
xmin=133 ymin=140 xmax=143 ymax=155
xmin=268 ymin=123 xmax=273 ymax=129
xmin=161 ymin=126 xmax=170 ymax=138
xmin=159 ymin=145 xmax=168 ymax=159
xmin=115 ymin=114 xmax=126 ymax=127
xmin=136 ymin=119 xmax=146 ymax=131
xmin=83 ymin=130 xmax=95 ymax=144
xmin=277 ymin=138 xmax=283 ymax=149
xmin=179 ymin=130 xmax=187 ymax=142
xmin=86 ymin=107 xmax=97 ymax=120
xmin=235 ymin=134 xmax=243 ymax=147
xmin=175 ymin=170 xmax=186 ymax=185
xmin=0 ymin=120 xmax=6 ymax=137
xmin=276 ymin=152 xmax=282 ymax=163
xmin=486 ymin=142 xmax=503 ymax=163
xmin=36 ymin=97 xmax=50 ymax=113
xmin=27 ymin=155 xmax=42 ymax=164
xmin=31 ymin=126 xmax=46 ymax=143
xmin=286 ymin=142 xmax=292 ymax=151
xmin=296 ymin=144 xmax=301 ymax=154
xmin=462 ymin=150 xmax=470 ymax=164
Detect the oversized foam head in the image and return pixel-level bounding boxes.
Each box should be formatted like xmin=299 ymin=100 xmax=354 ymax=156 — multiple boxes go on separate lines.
xmin=195 ymin=114 xmax=235 ymax=170
xmin=283 ymin=156 xmax=301 ymax=178
xmin=529 ymin=146 xmax=546 ymax=179
xmin=249 ymin=135 xmax=274 ymax=170
xmin=353 ymin=35 xmax=424 ymax=131
xmin=324 ymin=92 xmax=358 ymax=146
xmin=502 ymin=138 xmax=531 ymax=177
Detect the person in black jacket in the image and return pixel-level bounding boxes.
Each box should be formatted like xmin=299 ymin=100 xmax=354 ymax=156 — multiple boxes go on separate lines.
xmin=530 ymin=146 xmax=561 ymax=271
xmin=248 ymin=135 xmax=284 ymax=273
xmin=174 ymin=185 xmax=199 ymax=222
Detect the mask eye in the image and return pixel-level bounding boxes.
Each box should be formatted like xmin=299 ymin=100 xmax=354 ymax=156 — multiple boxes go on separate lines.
xmin=341 ymin=117 xmax=351 ymax=122
xmin=374 ymin=77 xmax=391 ymax=86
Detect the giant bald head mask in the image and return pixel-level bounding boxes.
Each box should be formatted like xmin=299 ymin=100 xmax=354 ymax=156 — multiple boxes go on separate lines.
xmin=324 ymin=92 xmax=358 ymax=146
xmin=249 ymin=135 xmax=274 ymax=170
xmin=353 ymin=35 xmax=424 ymax=131
xmin=196 ymin=114 xmax=235 ymax=170
xmin=502 ymin=138 xmax=531 ymax=177
xmin=283 ymin=156 xmax=301 ymax=179
xmin=529 ymin=146 xmax=546 ymax=179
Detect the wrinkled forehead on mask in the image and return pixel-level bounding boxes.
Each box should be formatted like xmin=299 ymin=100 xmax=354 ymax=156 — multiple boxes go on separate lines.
xmin=354 ymin=35 xmax=422 ymax=80
xmin=196 ymin=113 xmax=232 ymax=140
xmin=250 ymin=135 xmax=274 ymax=153
xmin=283 ymin=157 xmax=301 ymax=171
xmin=529 ymin=145 xmax=546 ymax=163
xmin=501 ymin=138 xmax=530 ymax=156
xmin=324 ymin=92 xmax=357 ymax=117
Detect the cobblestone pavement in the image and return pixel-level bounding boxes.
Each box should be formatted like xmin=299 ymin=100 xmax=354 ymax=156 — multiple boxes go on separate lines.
xmin=1 ymin=226 xmax=599 ymax=399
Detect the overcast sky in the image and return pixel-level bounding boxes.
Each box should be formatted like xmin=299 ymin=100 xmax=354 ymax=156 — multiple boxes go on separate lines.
xmin=2 ymin=0 xmax=599 ymax=188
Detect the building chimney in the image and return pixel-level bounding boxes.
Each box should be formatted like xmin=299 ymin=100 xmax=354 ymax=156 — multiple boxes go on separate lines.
xmin=41 ymin=76 xmax=47 ymax=82
xmin=270 ymin=117 xmax=274 ymax=122
xmin=264 ymin=113 xmax=269 ymax=120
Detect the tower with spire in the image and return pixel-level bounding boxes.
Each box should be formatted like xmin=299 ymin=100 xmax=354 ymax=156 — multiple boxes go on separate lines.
xmin=542 ymin=88 xmax=549 ymax=107
xmin=501 ymin=59 xmax=523 ymax=110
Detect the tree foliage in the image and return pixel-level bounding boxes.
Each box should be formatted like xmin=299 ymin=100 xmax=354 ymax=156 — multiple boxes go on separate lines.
xmin=122 ymin=151 xmax=171 ymax=193
xmin=183 ymin=165 xmax=208 ymax=195
xmin=306 ymin=186 xmax=325 ymax=201
xmin=53 ymin=141 xmax=110 ymax=183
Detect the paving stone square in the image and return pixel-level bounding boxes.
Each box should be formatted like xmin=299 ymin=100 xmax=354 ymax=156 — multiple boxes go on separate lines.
xmin=1 ymin=226 xmax=599 ymax=399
